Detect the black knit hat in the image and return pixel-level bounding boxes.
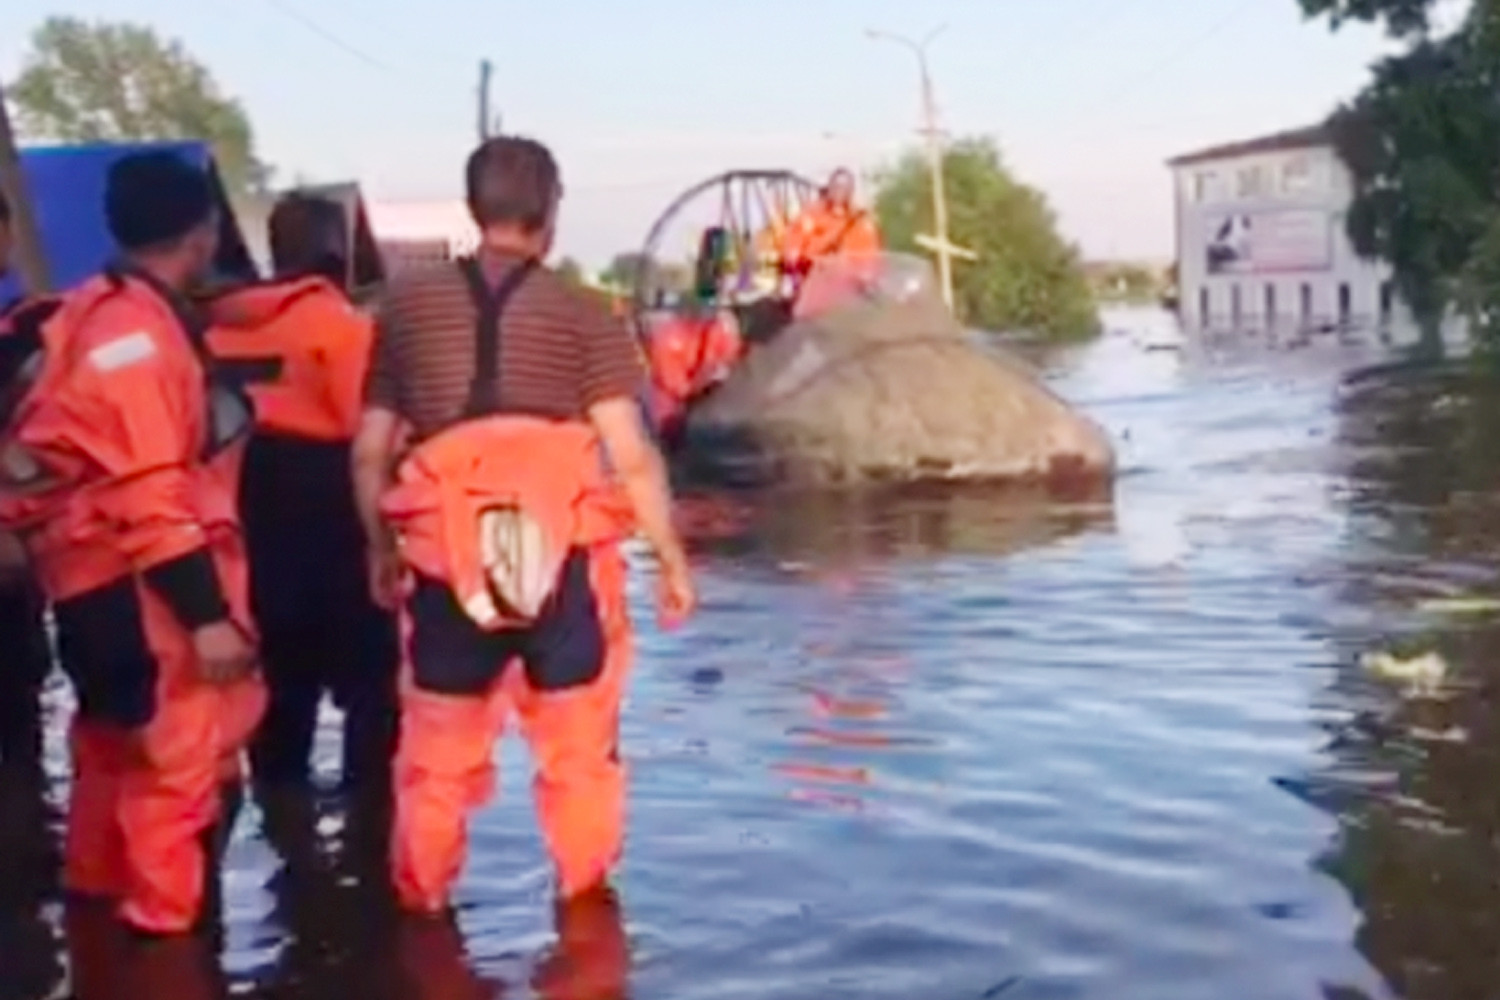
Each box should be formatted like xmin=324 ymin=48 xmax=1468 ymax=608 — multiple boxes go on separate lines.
xmin=105 ymin=151 xmax=216 ymax=251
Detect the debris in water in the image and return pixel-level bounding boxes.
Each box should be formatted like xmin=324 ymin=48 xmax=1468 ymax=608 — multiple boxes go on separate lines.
xmin=1417 ymin=595 xmax=1500 ymax=615
xmin=1360 ymin=649 xmax=1449 ymax=696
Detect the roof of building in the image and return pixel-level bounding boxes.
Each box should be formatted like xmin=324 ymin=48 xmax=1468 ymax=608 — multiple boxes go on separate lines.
xmin=1167 ymin=124 xmax=1331 ymax=168
xmin=1 ymin=141 xmax=257 ymax=302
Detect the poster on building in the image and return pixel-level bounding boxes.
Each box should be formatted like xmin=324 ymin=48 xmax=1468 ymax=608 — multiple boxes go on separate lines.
xmin=1203 ymin=209 xmax=1332 ymax=274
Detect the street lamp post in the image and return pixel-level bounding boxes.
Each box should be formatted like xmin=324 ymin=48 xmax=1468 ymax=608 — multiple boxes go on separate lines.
xmin=867 ymin=25 xmax=956 ymax=311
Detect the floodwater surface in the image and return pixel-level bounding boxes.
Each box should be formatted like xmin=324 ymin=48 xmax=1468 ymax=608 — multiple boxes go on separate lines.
xmin=2 ymin=309 xmax=1498 ymax=999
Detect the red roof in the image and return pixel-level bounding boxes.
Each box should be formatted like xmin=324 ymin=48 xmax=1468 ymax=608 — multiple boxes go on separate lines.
xmin=1167 ymin=124 xmax=1330 ymax=168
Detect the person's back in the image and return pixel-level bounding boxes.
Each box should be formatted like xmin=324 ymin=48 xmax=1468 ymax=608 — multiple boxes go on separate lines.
xmin=0 ymin=152 xmax=264 ymax=935
xmin=207 ymin=192 xmax=397 ymax=792
xmin=372 ymin=256 xmax=638 ymax=438
xmin=354 ymin=135 xmax=697 ymax=914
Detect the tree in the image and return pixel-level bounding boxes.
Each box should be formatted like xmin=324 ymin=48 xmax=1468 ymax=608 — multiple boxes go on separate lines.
xmin=9 ymin=17 xmax=269 ymax=197
xmin=1301 ymin=0 xmax=1500 ymax=348
xmin=600 ymin=252 xmax=690 ymax=297
xmin=555 ymin=256 xmax=587 ymax=285
xmin=873 ymin=137 xmax=1099 ymax=342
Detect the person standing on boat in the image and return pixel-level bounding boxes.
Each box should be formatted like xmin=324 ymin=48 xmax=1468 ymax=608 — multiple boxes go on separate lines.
xmin=0 ymin=187 xmax=55 ymax=776
xmin=352 ymin=135 xmax=696 ymax=915
xmin=780 ymin=168 xmax=882 ymax=282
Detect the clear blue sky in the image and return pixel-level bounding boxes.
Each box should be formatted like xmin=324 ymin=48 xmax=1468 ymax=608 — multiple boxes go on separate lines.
xmin=2 ymin=0 xmax=1400 ymax=267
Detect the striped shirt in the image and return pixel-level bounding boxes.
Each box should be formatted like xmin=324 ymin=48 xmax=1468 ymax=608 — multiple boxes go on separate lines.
xmin=365 ymin=253 xmax=643 ymax=439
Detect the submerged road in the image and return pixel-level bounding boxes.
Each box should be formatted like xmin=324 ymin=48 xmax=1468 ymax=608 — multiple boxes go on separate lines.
xmin=3 ymin=307 xmax=1494 ymax=999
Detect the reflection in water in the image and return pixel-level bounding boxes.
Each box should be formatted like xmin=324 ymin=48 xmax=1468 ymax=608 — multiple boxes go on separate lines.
xmin=0 ymin=768 xmax=60 ymax=999
xmin=19 ymin=314 xmax=1500 ymax=998
xmin=1310 ymin=363 xmax=1500 ymax=1000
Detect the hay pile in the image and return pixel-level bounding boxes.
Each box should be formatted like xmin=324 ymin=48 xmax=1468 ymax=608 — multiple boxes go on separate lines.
xmin=680 ymin=291 xmax=1115 ymax=488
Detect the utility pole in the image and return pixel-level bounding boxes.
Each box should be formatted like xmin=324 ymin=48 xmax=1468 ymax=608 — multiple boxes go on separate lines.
xmin=0 ymin=79 xmax=50 ymax=293
xmin=477 ymin=59 xmax=502 ymax=141
xmin=868 ymin=25 xmax=965 ymax=312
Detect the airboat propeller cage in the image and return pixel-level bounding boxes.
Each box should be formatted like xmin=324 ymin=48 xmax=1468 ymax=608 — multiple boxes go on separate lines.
xmin=632 ymin=169 xmax=820 ymax=332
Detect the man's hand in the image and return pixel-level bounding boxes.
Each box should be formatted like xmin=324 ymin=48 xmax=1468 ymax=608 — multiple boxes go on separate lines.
xmin=656 ymin=553 xmax=697 ymax=629
xmin=368 ymin=544 xmax=404 ymax=611
xmin=193 ymin=621 xmax=257 ymax=686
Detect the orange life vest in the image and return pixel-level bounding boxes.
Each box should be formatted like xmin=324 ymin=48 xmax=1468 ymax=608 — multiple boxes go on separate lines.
xmin=0 ymin=270 xmax=253 ymax=601
xmin=206 ymin=275 xmax=373 ymax=442
xmin=379 ymin=258 xmax=633 ymax=632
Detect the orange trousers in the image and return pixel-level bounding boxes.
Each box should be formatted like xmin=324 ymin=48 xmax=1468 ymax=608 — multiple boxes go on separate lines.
xmin=61 ymin=562 xmax=265 ymax=934
xmin=391 ymin=546 xmax=631 ymax=914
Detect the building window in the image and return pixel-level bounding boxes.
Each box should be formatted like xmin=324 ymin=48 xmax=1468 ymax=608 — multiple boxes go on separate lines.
xmin=1231 ymin=285 xmax=1243 ymax=326
xmin=1300 ymin=283 xmax=1313 ymax=320
xmin=1338 ymin=283 xmax=1352 ymax=323
xmin=1280 ymin=155 xmax=1313 ymax=195
xmin=1265 ymin=283 xmax=1276 ymax=323
xmin=1193 ymin=171 xmax=1216 ymax=204
xmin=1199 ymin=286 xmax=1210 ymax=325
xmin=1237 ymin=165 xmax=1270 ymax=200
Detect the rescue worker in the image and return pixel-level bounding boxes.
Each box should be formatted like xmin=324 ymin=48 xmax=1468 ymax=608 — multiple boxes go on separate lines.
xmin=780 ymin=168 xmax=882 ymax=282
xmin=207 ymin=193 xmax=399 ymax=793
xmin=353 ymin=135 xmax=697 ymax=915
xmin=0 ymin=188 xmax=54 ymax=775
xmin=0 ymin=151 xmax=265 ymax=935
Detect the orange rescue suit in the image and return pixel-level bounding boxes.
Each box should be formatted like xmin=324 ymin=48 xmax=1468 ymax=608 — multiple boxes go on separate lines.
xmin=379 ymin=258 xmax=636 ymax=913
xmin=643 ymin=309 xmax=742 ymax=443
xmin=206 ymin=276 xmax=399 ymax=789
xmin=780 ymin=199 xmax=882 ymax=277
xmin=0 ymin=269 xmax=265 ymax=934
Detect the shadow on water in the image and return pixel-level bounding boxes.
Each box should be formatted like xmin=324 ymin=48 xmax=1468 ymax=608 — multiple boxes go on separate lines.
xmin=16 ymin=311 xmax=1500 ymax=998
xmin=1301 ymin=359 xmax=1500 ymax=1000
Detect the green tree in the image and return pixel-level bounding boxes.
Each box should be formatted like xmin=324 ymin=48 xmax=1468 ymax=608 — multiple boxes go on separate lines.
xmin=1302 ymin=0 xmax=1500 ymax=348
xmin=873 ymin=137 xmax=1099 ymax=341
xmin=555 ymin=256 xmax=587 ymax=285
xmin=600 ymin=252 xmax=690 ymax=297
xmin=10 ymin=17 xmax=270 ymax=197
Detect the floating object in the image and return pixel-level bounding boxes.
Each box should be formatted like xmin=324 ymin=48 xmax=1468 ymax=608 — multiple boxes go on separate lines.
xmin=1417 ymin=595 xmax=1500 ymax=615
xmin=1360 ymin=649 xmax=1449 ymax=696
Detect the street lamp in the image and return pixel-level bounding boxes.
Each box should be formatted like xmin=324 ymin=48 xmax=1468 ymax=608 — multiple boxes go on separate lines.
xmin=867 ymin=25 xmax=961 ymax=311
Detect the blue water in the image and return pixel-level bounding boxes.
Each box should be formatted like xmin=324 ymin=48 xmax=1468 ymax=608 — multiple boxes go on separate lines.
xmin=7 ymin=309 xmax=1495 ymax=999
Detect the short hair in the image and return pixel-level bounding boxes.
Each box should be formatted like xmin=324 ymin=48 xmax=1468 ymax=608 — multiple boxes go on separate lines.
xmin=105 ymin=151 xmax=215 ymax=251
xmin=269 ymin=192 xmax=348 ymax=282
xmin=465 ymin=136 xmax=560 ymax=232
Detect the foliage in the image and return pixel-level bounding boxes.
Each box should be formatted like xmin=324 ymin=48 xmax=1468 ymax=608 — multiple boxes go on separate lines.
xmin=554 ymin=256 xmax=587 ymax=285
xmin=9 ymin=17 xmax=269 ymax=197
xmin=1303 ymin=0 xmax=1500 ymax=346
xmin=872 ymin=137 xmax=1099 ymax=342
xmin=600 ymin=251 xmax=690 ymax=296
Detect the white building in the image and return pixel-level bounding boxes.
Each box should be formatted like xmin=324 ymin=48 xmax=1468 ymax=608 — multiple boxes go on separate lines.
xmin=1169 ymin=125 xmax=1395 ymax=336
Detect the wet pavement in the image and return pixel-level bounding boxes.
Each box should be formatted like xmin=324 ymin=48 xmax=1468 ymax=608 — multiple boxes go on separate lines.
xmin=3 ymin=309 xmax=1499 ymax=998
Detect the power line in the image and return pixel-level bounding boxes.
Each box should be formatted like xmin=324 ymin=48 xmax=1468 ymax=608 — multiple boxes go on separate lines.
xmin=257 ymin=0 xmax=401 ymax=74
xmin=1104 ymin=0 xmax=1258 ymax=104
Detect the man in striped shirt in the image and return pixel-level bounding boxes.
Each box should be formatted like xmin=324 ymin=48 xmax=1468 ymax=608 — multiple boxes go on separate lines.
xmin=353 ymin=135 xmax=694 ymax=913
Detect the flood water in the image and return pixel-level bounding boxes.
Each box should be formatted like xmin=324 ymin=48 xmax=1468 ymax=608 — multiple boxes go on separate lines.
xmin=5 ymin=308 xmax=1500 ymax=999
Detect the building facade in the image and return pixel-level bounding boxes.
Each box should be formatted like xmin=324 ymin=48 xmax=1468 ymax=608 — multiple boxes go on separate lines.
xmin=1169 ymin=125 xmax=1395 ymax=336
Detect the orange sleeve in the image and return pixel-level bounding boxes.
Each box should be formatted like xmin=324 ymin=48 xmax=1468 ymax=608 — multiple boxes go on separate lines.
xmin=72 ymin=302 xmax=212 ymax=571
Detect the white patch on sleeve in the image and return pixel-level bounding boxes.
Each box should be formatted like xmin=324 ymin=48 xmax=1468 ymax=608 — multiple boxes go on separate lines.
xmin=87 ymin=331 xmax=158 ymax=372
